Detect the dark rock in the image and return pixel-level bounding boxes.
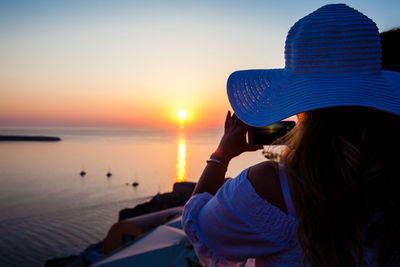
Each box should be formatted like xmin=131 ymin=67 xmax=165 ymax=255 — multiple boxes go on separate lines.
xmin=173 ymin=182 xmax=196 ymax=196
xmin=45 ymin=241 xmax=103 ymax=267
xmin=45 ymin=255 xmax=85 ymax=267
xmin=118 ymin=181 xmax=196 ymax=221
xmin=0 ymin=135 xmax=61 ymax=142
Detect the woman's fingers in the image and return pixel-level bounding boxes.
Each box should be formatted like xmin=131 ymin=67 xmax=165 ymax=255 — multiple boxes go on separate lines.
xmin=224 ymin=111 xmax=231 ymax=132
xmin=226 ymin=112 xmax=249 ymax=138
xmin=231 ymin=113 xmax=240 ymax=124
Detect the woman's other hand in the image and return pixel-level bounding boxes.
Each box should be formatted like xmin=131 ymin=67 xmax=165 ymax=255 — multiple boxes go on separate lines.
xmin=212 ymin=111 xmax=263 ymax=166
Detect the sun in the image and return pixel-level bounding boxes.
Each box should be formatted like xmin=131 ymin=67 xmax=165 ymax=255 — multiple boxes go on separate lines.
xmin=178 ymin=110 xmax=187 ymax=120
xmin=176 ymin=109 xmax=188 ymax=128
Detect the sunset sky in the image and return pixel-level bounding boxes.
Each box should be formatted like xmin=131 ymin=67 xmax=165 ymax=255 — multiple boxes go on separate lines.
xmin=1 ymin=0 xmax=399 ymax=129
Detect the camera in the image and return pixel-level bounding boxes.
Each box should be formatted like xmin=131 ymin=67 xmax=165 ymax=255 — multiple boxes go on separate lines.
xmin=248 ymin=121 xmax=296 ymax=145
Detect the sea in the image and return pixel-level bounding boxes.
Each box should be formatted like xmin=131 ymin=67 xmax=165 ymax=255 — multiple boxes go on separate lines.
xmin=0 ymin=127 xmax=267 ymax=267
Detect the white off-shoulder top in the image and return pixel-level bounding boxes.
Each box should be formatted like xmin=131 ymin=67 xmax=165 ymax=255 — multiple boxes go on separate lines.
xmin=182 ymin=167 xmax=300 ymax=266
xmin=182 ymin=166 xmax=379 ymax=266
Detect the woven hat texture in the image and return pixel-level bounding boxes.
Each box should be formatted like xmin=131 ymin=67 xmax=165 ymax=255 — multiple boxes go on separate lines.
xmin=227 ymin=4 xmax=400 ymax=127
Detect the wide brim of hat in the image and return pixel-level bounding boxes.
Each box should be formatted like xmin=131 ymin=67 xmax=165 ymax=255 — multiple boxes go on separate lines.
xmin=227 ymin=69 xmax=400 ymax=127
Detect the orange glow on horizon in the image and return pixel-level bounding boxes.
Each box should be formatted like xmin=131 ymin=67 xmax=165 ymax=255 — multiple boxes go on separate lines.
xmin=0 ymin=80 xmax=230 ymax=128
xmin=0 ymin=106 xmax=230 ymax=129
xmin=0 ymin=103 xmax=229 ymax=129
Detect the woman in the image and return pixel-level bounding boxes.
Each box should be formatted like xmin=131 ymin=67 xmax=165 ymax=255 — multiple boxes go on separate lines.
xmin=182 ymin=4 xmax=400 ymax=267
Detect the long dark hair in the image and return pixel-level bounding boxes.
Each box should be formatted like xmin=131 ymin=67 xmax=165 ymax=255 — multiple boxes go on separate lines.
xmin=283 ymin=107 xmax=400 ymax=266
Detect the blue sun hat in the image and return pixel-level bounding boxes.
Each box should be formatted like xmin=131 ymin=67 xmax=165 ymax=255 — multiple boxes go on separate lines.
xmin=227 ymin=4 xmax=400 ymax=127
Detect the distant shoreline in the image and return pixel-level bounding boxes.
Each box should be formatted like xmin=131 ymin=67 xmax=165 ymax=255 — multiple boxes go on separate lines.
xmin=0 ymin=135 xmax=61 ymax=142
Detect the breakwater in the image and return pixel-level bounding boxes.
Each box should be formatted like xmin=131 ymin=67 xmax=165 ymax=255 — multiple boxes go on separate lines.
xmin=0 ymin=135 xmax=61 ymax=142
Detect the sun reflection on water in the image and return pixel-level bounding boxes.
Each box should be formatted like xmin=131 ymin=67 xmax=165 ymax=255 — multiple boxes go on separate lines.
xmin=176 ymin=137 xmax=187 ymax=182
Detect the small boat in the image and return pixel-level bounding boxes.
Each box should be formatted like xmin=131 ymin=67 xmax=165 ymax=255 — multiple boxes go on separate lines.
xmin=80 ymin=171 xmax=86 ymax=177
xmin=106 ymin=172 xmax=112 ymax=178
xmin=132 ymin=182 xmax=139 ymax=187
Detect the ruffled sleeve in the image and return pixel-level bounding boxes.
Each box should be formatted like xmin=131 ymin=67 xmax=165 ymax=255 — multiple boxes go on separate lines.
xmin=182 ymin=168 xmax=299 ymax=266
xmin=182 ymin=192 xmax=243 ymax=266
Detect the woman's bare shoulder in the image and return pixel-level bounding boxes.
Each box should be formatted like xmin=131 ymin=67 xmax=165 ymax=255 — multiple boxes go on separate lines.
xmin=247 ymin=161 xmax=288 ymax=214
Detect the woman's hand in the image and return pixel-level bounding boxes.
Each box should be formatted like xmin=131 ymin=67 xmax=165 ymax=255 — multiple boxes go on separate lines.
xmin=212 ymin=111 xmax=263 ymax=166
xmin=192 ymin=111 xmax=263 ymax=196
